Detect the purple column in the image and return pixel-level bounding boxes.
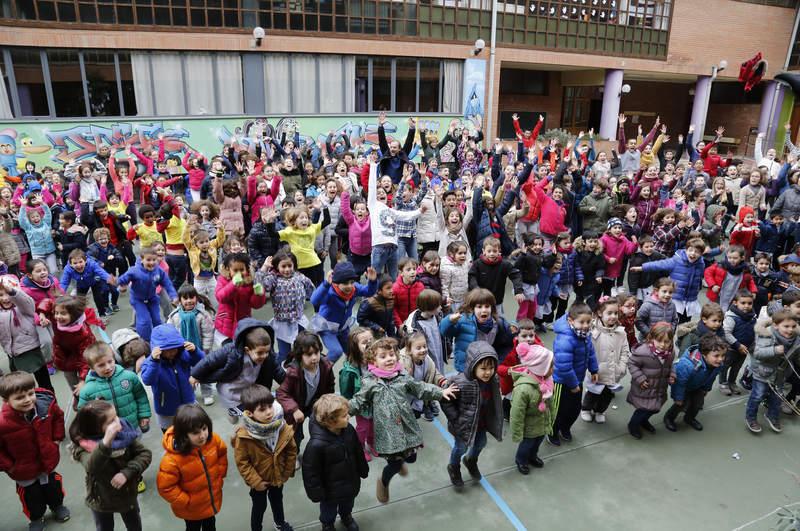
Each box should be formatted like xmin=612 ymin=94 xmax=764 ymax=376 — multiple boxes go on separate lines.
xmin=690 ymin=75 xmax=712 ymax=139
xmin=599 ymin=69 xmax=624 ymax=140
xmin=758 ymin=81 xmax=785 ymax=150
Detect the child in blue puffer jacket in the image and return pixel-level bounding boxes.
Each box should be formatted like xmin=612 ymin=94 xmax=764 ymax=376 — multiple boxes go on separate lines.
xmin=118 ymin=246 xmax=178 ymax=342
xmin=550 ymin=303 xmax=598 ymax=446
xmin=60 ymin=249 xmax=116 ymax=317
xmin=18 ymin=203 xmax=57 ymax=274
xmin=140 ymin=324 xmax=205 ymax=431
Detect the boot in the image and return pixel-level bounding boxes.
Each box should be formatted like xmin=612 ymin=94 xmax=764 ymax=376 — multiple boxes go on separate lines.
xmin=447 ymin=463 xmax=465 ymax=489
xmin=462 ymin=456 xmax=481 ymax=480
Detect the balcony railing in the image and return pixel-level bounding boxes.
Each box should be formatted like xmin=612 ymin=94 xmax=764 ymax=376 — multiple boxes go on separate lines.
xmin=1 ymin=0 xmax=673 ymax=59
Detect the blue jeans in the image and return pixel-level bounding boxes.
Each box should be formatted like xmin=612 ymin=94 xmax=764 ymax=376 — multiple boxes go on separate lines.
xmin=371 ymin=243 xmax=398 ymax=279
xmin=319 ymin=328 xmax=349 ymax=363
xmin=319 ymin=498 xmax=355 ymax=526
xmin=449 ymin=429 xmax=487 ymax=466
xmin=396 ymin=236 xmax=418 ymax=261
xmin=515 ymin=435 xmax=544 ymax=465
xmin=746 ymin=379 xmax=781 ymax=421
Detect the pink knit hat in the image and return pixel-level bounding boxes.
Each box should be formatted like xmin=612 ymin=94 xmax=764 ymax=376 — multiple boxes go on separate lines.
xmin=517 ymin=343 xmax=553 ymax=377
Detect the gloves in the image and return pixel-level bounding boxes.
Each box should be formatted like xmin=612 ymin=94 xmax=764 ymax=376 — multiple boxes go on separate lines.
xmin=253 ymin=283 xmax=264 ymax=296
xmin=232 ymin=272 xmax=244 ymax=286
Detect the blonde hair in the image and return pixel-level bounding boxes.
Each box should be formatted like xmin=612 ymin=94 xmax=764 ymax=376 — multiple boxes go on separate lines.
xmin=313 ymin=394 xmax=349 ymax=429
xmin=364 ymin=337 xmax=398 ymax=364
xmin=84 ymin=342 xmax=116 ymax=367
xmin=284 ymin=206 xmax=310 ymax=228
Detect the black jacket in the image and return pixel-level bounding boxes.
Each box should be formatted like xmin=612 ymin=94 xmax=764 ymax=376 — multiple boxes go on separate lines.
xmin=356 ymin=296 xmax=397 ymax=337
xmin=301 ymin=418 xmax=368 ymax=503
xmin=55 ymin=228 xmax=87 ymax=258
xmin=468 ymin=258 xmax=523 ymax=305
xmin=247 ymin=220 xmax=282 ymax=269
xmin=84 ymin=211 xmax=130 ymax=247
xmin=627 ymin=250 xmax=666 ymax=294
xmin=577 ymin=250 xmax=605 ymax=282
xmin=513 ymin=250 xmax=542 ymax=286
xmin=87 ymin=242 xmax=125 ymax=275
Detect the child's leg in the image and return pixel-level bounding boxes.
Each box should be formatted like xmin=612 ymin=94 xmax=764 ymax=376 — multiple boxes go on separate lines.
xmin=249 ymin=488 xmax=269 ymax=531
xmin=335 ymin=498 xmax=356 ymax=521
xmin=449 ymin=437 xmax=469 ymax=467
xmin=267 ymin=485 xmax=286 ymax=527
xmin=17 ymin=479 xmax=48 ymax=522
xmin=91 ymin=510 xmax=116 ymax=531
xmin=62 ymin=370 xmax=81 ymax=392
xmin=130 ymin=299 xmax=154 ymax=342
xmin=319 ymin=330 xmax=346 ymax=364
xmin=293 ymin=419 xmax=305 ymax=451
xmin=382 ymin=452 xmax=416 ymax=487
xmin=553 ymin=384 xmax=582 ymax=436
xmin=33 ymin=363 xmax=54 ymax=393
xmin=728 ymin=352 xmax=746 ymax=388
xmin=157 ymin=414 xmax=175 ymax=432
xmin=44 ymin=253 xmax=58 ymax=275
xmin=319 ymin=500 xmax=338 ymax=526
xmin=516 ymin=299 xmax=531 ymax=321
xmin=120 ymin=504 xmax=143 ymax=531
xmin=464 ymin=430 xmax=487 ymax=461
xmin=765 ymin=385 xmax=782 ymax=421
xmin=594 ymin=387 xmax=615 ymax=414
xmin=683 ymin=388 xmax=706 ymax=422
xmin=628 ymin=408 xmax=655 ymax=429
xmin=91 ymin=283 xmax=109 ymax=315
xmin=159 ymin=290 xmax=172 ymax=320
xmin=355 ymin=416 xmax=372 ymax=447
xmin=515 ymin=438 xmax=535 ymax=465
xmin=276 ymin=339 xmax=292 ymax=365
xmin=581 ymin=389 xmax=599 ymax=412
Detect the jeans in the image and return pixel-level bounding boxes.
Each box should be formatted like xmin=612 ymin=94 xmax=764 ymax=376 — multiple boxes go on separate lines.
xmin=382 ymin=451 xmax=417 ymax=486
xmin=184 ymin=517 xmax=215 ymax=531
xmin=250 ymin=486 xmax=285 ymax=531
xmin=396 ymin=236 xmax=418 ymax=261
xmin=92 ymin=507 xmax=142 ymax=531
xmin=746 ymin=379 xmax=781 ymax=421
xmin=319 ymin=328 xmax=349 ymax=363
xmin=17 ymin=472 xmax=64 ymax=521
xmin=514 ymin=435 xmax=544 ymax=465
xmin=449 ymin=429 xmax=487 ymax=467
xmin=319 ymin=498 xmax=355 ymax=526
xmin=371 ymin=243 xmax=398 ymax=279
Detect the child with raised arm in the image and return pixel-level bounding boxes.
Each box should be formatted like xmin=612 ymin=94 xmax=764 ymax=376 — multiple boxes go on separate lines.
xmin=117 ymin=246 xmax=178 ymax=342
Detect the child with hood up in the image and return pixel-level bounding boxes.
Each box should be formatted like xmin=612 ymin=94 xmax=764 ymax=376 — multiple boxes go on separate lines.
xmin=729 ymin=206 xmax=760 ymax=259
xmin=510 ymin=342 xmax=554 ymax=475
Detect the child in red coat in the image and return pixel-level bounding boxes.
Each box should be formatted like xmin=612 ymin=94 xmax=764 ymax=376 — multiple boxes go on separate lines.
xmin=729 ymin=206 xmax=760 ymax=258
xmin=392 ymin=258 xmax=425 ymax=327
xmin=703 ymin=245 xmax=757 ymax=311
xmin=496 ymin=320 xmax=543 ymax=420
xmin=0 ymin=371 xmax=70 ymax=529
xmin=214 ymin=252 xmax=267 ymax=346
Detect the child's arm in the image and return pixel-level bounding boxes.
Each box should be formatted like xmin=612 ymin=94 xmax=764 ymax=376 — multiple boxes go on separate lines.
xmin=131 ymin=374 xmax=152 ymax=424
xmin=404 ymin=376 xmax=446 ymax=402
xmin=157 ymin=452 xmax=191 ymax=507
xmin=347 ymin=379 xmax=375 ymax=416
xmin=635 ymin=303 xmax=651 ymax=336
xmin=670 ymin=358 xmax=691 ymax=402
xmin=300 ymin=441 xmax=325 ymax=502
xmin=552 ymin=336 xmax=580 ymax=390
xmin=234 ymin=435 xmax=266 ymax=489
xmin=276 ymin=373 xmax=302 ymax=422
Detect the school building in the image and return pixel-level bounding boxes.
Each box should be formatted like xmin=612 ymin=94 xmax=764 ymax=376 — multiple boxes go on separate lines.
xmin=1 ymin=0 xmax=800 ymax=165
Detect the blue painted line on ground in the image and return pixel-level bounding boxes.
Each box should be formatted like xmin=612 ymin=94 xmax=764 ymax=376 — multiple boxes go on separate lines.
xmin=432 ymin=418 xmax=528 ymax=531
xmin=95 ymin=325 xmax=111 ymax=344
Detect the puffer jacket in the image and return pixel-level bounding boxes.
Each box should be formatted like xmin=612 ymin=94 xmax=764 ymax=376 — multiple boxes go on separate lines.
xmin=670 ymin=346 xmax=720 ymax=401
xmin=578 ymin=192 xmax=615 ymax=235
xmin=676 ymin=320 xmax=725 ymax=356
xmin=641 ymin=249 xmax=705 ymax=302
xmin=20 ymin=275 xmax=63 ymax=312
xmin=18 ymin=205 xmax=55 ymax=256
xmin=440 ymin=313 xmax=515 ymax=372
xmin=214 ymin=275 xmax=268 ymax=339
xmin=301 ymin=417 xmax=368 ymax=503
xmin=356 ymin=296 xmax=396 ymax=337
xmin=50 ymin=317 xmax=96 ymax=379
xmin=310 ymin=278 xmax=377 ymax=329
xmin=0 ymin=389 xmax=64 ymax=481
xmin=442 ymin=341 xmax=503 ymax=447
xmin=247 ymin=220 xmax=282 ymax=269
xmin=556 ymin=249 xmax=583 ymax=287
xmin=635 ymin=296 xmax=678 ymax=337
xmin=416 ymin=190 xmax=438 ymax=245
xmin=509 ymin=368 xmax=554 ymax=442
xmin=704 ymin=262 xmax=757 ymax=304
xmin=773 ymin=184 xmax=800 ymax=221
xmin=338 ymin=360 xmax=363 ymax=400
xmin=141 ymin=324 xmax=204 ymax=416
xmin=591 ymin=321 xmax=630 ymax=386
xmin=750 ymin=320 xmax=800 ymax=385
xmin=73 ymin=430 xmax=152 ymax=513
xmin=626 ymin=343 xmax=675 ymax=411
xmin=399 ymin=348 xmax=447 ymax=387
xmin=440 ymin=255 xmax=470 ymax=307
xmin=700 ymin=204 xmax=726 ymax=249
xmin=167 ymin=306 xmax=215 ymax=354
xmin=600 ymin=232 xmax=637 ymax=279
xmin=276 ymin=359 xmax=335 ymax=426
xmin=468 ymin=257 xmax=523 ymax=305
xmin=552 ymin=315 xmax=599 ymax=389
xmin=78 ymin=365 xmax=151 ymax=427
xmin=0 ymin=288 xmax=40 ymax=356
xmin=157 ymin=428 xmax=228 ymax=521
xmin=232 ymin=420 xmax=296 ymax=488
xmin=392 ymin=277 xmax=425 ymax=327
xmin=348 ymin=369 xmax=444 ymax=456
xmin=339 ymin=190 xmax=372 ymax=257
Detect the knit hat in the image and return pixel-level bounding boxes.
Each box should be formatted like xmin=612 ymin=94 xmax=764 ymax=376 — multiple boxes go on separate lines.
xmin=331 ymin=262 xmax=359 ymax=284
xmin=111 ymin=328 xmax=141 ymax=355
xmin=517 ymin=343 xmax=553 ymax=377
xmin=607 ymin=217 xmax=623 ymax=230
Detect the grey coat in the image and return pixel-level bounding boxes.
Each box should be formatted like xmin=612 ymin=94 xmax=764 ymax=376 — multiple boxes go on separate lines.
xmin=751 ymin=320 xmax=800 ymax=386
xmin=635 ymin=297 xmax=678 ymax=337
xmin=0 ymin=289 xmax=40 ymax=356
xmin=626 ymin=343 xmax=675 ymax=412
xmin=442 ymin=341 xmax=503 ymax=447
xmin=773 ymin=184 xmax=800 ymax=221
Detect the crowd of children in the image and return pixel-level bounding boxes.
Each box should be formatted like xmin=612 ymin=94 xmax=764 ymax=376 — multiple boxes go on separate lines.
xmin=1 ymin=113 xmax=800 ymax=530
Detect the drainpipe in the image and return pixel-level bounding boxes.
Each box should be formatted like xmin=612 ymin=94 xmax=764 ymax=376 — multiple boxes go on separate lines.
xmin=484 ymin=0 xmax=498 ymax=139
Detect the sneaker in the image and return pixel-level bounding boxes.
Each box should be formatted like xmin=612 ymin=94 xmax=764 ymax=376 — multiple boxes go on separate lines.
xmin=48 ymin=366 xmax=56 ymax=375
xmin=110 ymin=304 xmax=120 ymax=313
xmin=376 ymin=478 xmax=389 ymax=503
xmin=746 ymin=418 xmax=762 ymax=433
xmin=516 ymin=461 xmax=530 ymax=475
xmin=29 ymin=519 xmax=46 ymax=531
xmin=340 ymin=514 xmax=359 ymax=531
xmin=295 ymin=456 xmax=302 ymax=471
xmin=739 ymin=375 xmax=753 ymax=391
xmin=547 ymin=434 xmax=561 ymax=446
xmin=544 ymin=322 xmax=555 ymax=330
xmin=462 ymin=456 xmax=482 ymax=480
xmin=423 ymin=409 xmax=434 ymax=422
xmin=447 ymin=463 xmax=465 ymax=488
xmin=765 ymin=416 xmax=783 ymax=433
xmin=137 ymin=479 xmax=146 ymax=493
xmin=274 ymin=523 xmax=294 ymax=531
xmin=320 ymin=524 xmax=336 ymax=531
xmin=719 ymin=383 xmax=732 ymax=396
xmin=559 ymin=430 xmax=573 ymax=442
xmin=227 ymin=407 xmax=240 ymax=424
xmin=729 ymin=383 xmax=742 ymax=395
xmin=52 ymin=505 xmax=70 ymax=522
xmin=203 ymin=396 xmax=215 ymax=406
xmin=594 ymin=413 xmax=606 ymax=424
xmin=580 ymin=410 xmax=594 ymax=422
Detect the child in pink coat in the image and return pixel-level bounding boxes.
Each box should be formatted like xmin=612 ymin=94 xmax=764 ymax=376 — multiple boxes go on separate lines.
xmin=533 ymin=175 xmax=568 ymax=247
xmin=340 ymin=190 xmax=372 ymax=278
xmin=213 ymin=252 xmax=267 ymax=346
xmin=247 ymin=173 xmax=282 ymax=224
xmin=600 ymin=218 xmax=637 ymax=298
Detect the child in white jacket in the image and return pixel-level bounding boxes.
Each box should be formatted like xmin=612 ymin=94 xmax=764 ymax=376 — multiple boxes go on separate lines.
xmin=440 ymin=241 xmax=470 ymax=312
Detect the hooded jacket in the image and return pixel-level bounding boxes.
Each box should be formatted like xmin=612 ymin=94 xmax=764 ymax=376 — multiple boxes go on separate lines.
xmin=356 ymin=295 xmax=397 ymax=337
xmin=509 ymin=369 xmax=554 ymax=442
xmin=0 ymin=389 xmax=64 ymax=481
xmin=214 ymin=275 xmax=268 ymax=339
xmin=626 ymin=342 xmax=675 ymax=411
xmin=441 ymin=341 xmax=503 ymax=447
xmin=191 ymin=319 xmax=285 ymax=389
xmin=118 ymin=260 xmax=178 ymax=303
xmin=0 ymin=288 xmax=40 ymax=356
xmin=232 ymin=419 xmax=296 ymax=489
xmin=600 ymin=232 xmax=637 ymax=279
xmin=157 ymin=428 xmax=228 ymax=521
xmin=552 ymin=315 xmax=599 ymax=389
xmin=700 ymin=204 xmax=726 ymax=249
xmin=140 ymin=324 xmax=205 ymax=416
xmin=641 ymin=249 xmax=705 ymax=302
xmin=670 ymin=347 xmax=721 ymax=401
xmin=301 ymin=417 xmax=368 ymax=503
xmin=78 ymin=365 xmax=152 ymax=427
xmin=276 ymin=358 xmax=336 ymax=425
xmin=60 ymin=256 xmax=110 ymax=292
xmin=751 ymin=319 xmax=800 ymax=385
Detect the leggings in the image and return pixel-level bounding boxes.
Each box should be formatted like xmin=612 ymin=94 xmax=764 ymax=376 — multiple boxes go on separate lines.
xmin=381 ymin=451 xmax=417 ymax=487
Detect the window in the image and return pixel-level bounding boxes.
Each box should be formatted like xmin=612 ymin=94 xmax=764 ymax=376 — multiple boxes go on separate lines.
xmin=355 ymin=56 xmax=368 ymax=112
xmin=84 ymin=50 xmax=121 ymax=116
xmin=118 ymin=52 xmax=137 ymax=115
xmin=371 ymin=56 xmax=391 ymax=111
xmin=48 ymin=49 xmax=87 ymax=117
xmin=395 ymin=58 xmax=416 ymax=113
xmin=418 ymin=59 xmax=440 ymax=113
xmin=499 ymin=68 xmax=547 ymax=95
xmin=10 ymin=48 xmax=49 ymax=116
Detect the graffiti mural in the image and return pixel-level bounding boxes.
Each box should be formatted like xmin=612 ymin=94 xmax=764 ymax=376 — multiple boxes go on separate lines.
xmin=0 ymin=114 xmax=474 ymax=176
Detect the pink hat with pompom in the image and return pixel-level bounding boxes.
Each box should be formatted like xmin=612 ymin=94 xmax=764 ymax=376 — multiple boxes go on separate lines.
xmin=517 ymin=343 xmax=553 ymax=377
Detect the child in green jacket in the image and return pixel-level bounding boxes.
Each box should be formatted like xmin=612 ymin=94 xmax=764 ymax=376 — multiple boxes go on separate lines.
xmin=510 ymin=342 xmax=555 ymax=475
xmin=339 ymin=327 xmax=375 ymax=461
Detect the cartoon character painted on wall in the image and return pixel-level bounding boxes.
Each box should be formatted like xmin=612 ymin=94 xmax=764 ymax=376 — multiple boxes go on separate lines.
xmin=0 ymin=129 xmax=50 ymax=180
xmin=17 ymin=134 xmax=51 ymax=170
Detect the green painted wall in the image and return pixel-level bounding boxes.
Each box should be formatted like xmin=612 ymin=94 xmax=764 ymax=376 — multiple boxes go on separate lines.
xmin=775 ymin=91 xmax=796 ymax=149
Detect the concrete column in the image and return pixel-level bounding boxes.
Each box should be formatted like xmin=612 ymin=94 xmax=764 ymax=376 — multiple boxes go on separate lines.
xmin=690 ymin=75 xmax=712 ymax=141
xmin=599 ymin=69 xmax=624 ymax=140
xmin=758 ymin=81 xmax=785 ymax=150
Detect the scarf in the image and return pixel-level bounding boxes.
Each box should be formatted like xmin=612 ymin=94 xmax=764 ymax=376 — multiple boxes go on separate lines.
xmin=649 ymin=341 xmax=672 ymax=360
xmin=772 ymin=329 xmax=797 ymax=350
xmin=489 ymin=216 xmax=502 ymax=239
xmin=534 ymin=374 xmax=554 ymax=411
xmin=57 ymin=313 xmax=85 ymax=333
xmin=556 ymin=244 xmax=573 ymax=254
xmin=722 ymin=258 xmax=747 ymax=276
xmin=730 ymin=305 xmax=755 ymax=322
xmin=178 ymin=308 xmax=202 ymax=348
xmin=77 ymin=418 xmax=140 ymax=457
xmin=476 ymin=317 xmax=495 ymax=334
xmin=0 ymin=305 xmax=20 ymax=327
xmin=367 ymin=363 xmax=401 ymax=379
xmin=242 ymin=404 xmax=284 ymax=451
xmin=480 ymin=254 xmax=501 ymax=265
xmin=332 ymin=283 xmax=355 ymax=302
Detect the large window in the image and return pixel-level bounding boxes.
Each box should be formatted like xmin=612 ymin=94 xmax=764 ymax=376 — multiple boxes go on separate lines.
xmin=8 ymin=48 xmax=49 ymax=116
xmin=48 ymin=49 xmax=87 ymax=117
xmin=355 ymin=56 xmax=456 ymax=113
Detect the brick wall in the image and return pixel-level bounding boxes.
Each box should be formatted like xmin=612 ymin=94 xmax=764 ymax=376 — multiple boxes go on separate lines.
xmin=619 ymin=80 xmax=693 ymax=140
xmin=706 ymin=103 xmax=761 ymax=157
xmin=497 ymin=71 xmax=563 ymax=139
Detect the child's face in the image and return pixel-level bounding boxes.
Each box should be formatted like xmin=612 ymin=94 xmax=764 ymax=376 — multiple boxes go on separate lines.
xmin=483 ymin=244 xmax=500 ymax=262
xmin=474 ymin=358 xmax=496 ymax=383
xmin=704 ymin=348 xmax=726 ymax=368
xmin=703 ymin=314 xmax=723 ymax=331
xmin=652 ymin=338 xmax=672 ymax=352
xmin=28 ymin=211 xmax=42 ymax=224
xmin=142 ymin=211 xmax=156 ymax=225
xmin=568 ymin=313 xmax=592 ymax=334
xmin=625 ymin=208 xmax=637 ymax=223
xmin=756 ymin=258 xmax=771 ymax=273
xmin=356 ymin=331 xmax=373 ymax=356
xmin=353 ymin=203 xmax=367 ymax=220
xmin=181 ymin=295 xmax=197 ymax=311
xmin=609 ymin=225 xmax=623 ymax=237
xmin=750 ymin=173 xmax=761 ymax=186
xmin=378 ymin=283 xmax=394 ymax=299
xmin=657 ymin=286 xmax=673 ymax=304
xmin=92 ymin=354 xmax=116 ymax=379
xmin=6 ymin=387 xmax=36 ymax=413
xmin=334 ymin=280 xmax=354 ymax=297
xmin=401 ymin=263 xmax=417 ymax=284
xmin=59 ymin=215 xmax=72 ymax=230
xmin=447 ymin=211 xmax=461 ymax=227
xmin=726 ymin=250 xmax=743 ymax=266
xmin=639 ymin=186 xmax=651 ymax=198
xmin=294 ymin=212 xmax=310 ymax=229
xmin=196 ymin=235 xmax=210 ymax=251
xmin=70 ymin=257 xmax=86 ymax=272
xmin=160 ymin=347 xmax=180 ymax=360
xmin=293 ymin=191 xmax=304 ymax=205
xmin=228 ymin=260 xmax=248 ymax=277
xmin=109 ymin=195 xmax=120 ymax=206
xmin=620 ymin=298 xmax=637 ymax=316
xmin=551 ymin=187 xmax=563 ymax=201
xmin=301 ymin=349 xmax=321 ymax=372
xmin=228 ymin=240 xmax=244 ymax=254
xmin=734 ymin=296 xmax=753 ymax=313
xmin=685 ymin=246 xmax=702 ymax=262
xmin=96 ymin=234 xmax=110 ymax=247
xmin=277 ymin=258 xmax=294 ymax=278
xmin=452 ymin=247 xmax=468 ymax=265
xmin=517 ymin=327 xmax=536 ymax=345
xmin=380 ymin=176 xmax=393 ymax=192
xmin=373 ymin=347 xmax=398 ymax=371
xmin=188 ymin=426 xmax=209 ymax=447
xmin=585 ymin=238 xmax=598 ymax=251
xmin=530 ymin=240 xmax=544 ymax=254
xmin=0 ymin=287 xmax=10 ymax=308
xmin=600 ymin=304 xmax=619 ymax=327
xmin=694 ymin=177 xmax=706 ymax=189
xmin=200 ymin=206 xmax=210 ymax=219
xmin=641 ymin=241 xmax=655 ymax=256
xmin=423 ymin=259 xmax=440 ymax=276
xmin=777 ymin=318 xmax=798 ymax=339
xmin=744 ymin=213 xmax=755 ymax=225
xmin=251 ymin=403 xmax=275 ymax=424
xmin=474 ymin=303 xmax=492 ymax=323
xmin=246 ymin=344 xmax=271 ymax=365
xmin=330 ymin=409 xmax=350 ymax=431
xmin=54 ymin=306 xmax=73 ymax=326
xmin=787 ymin=300 xmax=800 ymax=318
xmin=772 ymin=215 xmax=785 ymax=226
xmin=29 ymin=263 xmax=49 ymax=284
xmin=409 ymin=339 xmax=428 ymax=364
xmin=141 ymin=254 xmax=158 ymax=271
